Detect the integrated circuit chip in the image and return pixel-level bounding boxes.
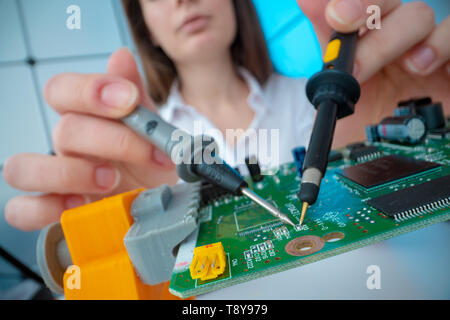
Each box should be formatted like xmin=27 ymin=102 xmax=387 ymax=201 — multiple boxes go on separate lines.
xmin=367 ymin=175 xmax=450 ymax=221
xmin=338 ymin=155 xmax=440 ymax=188
xmin=349 ymin=145 xmax=381 ymax=162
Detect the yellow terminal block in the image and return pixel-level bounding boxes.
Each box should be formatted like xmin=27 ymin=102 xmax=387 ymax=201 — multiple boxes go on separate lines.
xmin=189 ymin=242 xmax=226 ymax=281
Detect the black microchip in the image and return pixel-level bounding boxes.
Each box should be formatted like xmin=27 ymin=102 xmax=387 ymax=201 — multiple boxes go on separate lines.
xmin=338 ymin=155 xmax=440 ymax=188
xmin=367 ymin=175 xmax=450 ymax=221
xmin=349 ymin=145 xmax=380 ymax=162
xmin=346 ymin=142 xmax=366 ymax=150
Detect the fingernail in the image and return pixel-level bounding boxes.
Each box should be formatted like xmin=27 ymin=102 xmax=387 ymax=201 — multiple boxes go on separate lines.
xmin=64 ymin=195 xmax=86 ymax=209
xmin=100 ymin=82 xmax=137 ymax=109
xmin=4 ymin=200 xmax=18 ymax=225
xmin=330 ymin=0 xmax=364 ymax=25
xmin=95 ymin=166 xmax=120 ymax=189
xmin=406 ymin=46 xmax=435 ymax=72
xmin=152 ymin=148 xmax=173 ymax=167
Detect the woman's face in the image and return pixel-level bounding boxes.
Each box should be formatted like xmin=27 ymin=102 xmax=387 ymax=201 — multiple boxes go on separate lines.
xmin=139 ymin=0 xmax=237 ymax=65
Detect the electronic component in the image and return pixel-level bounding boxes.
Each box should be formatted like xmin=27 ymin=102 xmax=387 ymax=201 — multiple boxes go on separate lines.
xmin=291 ymin=147 xmax=306 ymax=176
xmin=398 ymin=96 xmax=432 ymax=108
xmin=348 ymin=145 xmax=380 ymax=162
xmin=328 ymin=150 xmax=343 ymax=163
xmin=367 ymin=175 xmax=450 ymax=222
xmin=346 ymin=142 xmax=365 ymax=150
xmin=265 ymin=240 xmax=274 ymax=249
xmin=245 ymin=155 xmax=263 ymax=182
xmin=189 ymin=242 xmax=226 ymax=281
xmin=397 ymin=97 xmax=445 ymax=130
xmin=258 ymin=243 xmax=267 ymax=251
xmin=428 ymin=127 xmax=450 ymax=140
xmin=200 ymin=181 xmax=231 ymax=206
xmin=366 ymin=115 xmax=426 ymax=144
xmin=338 ymin=155 xmax=439 ymax=188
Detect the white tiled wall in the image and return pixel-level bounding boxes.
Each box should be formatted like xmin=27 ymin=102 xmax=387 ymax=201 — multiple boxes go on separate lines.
xmin=0 ymin=0 xmax=133 ymax=291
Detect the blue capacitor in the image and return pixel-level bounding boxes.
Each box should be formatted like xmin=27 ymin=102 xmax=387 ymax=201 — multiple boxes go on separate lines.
xmin=291 ymin=147 xmax=306 ymax=177
xmin=366 ymin=115 xmax=426 ymax=144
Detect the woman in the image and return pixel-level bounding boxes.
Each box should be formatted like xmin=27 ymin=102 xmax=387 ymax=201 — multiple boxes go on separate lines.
xmin=3 ymin=0 xmax=449 ymax=231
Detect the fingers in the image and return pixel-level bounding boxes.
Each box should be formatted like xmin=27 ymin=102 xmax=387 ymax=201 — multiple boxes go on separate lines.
xmin=106 ymin=47 xmax=157 ymax=111
xmin=403 ymin=16 xmax=450 ymax=76
xmin=354 ymin=2 xmax=436 ymax=83
xmin=44 ymin=72 xmax=139 ymax=118
xmin=297 ymin=0 xmax=401 ymax=48
xmin=296 ymin=0 xmax=331 ymax=48
xmin=325 ymin=0 xmax=401 ymax=33
xmin=3 ymin=154 xmax=120 ymax=195
xmin=4 ymin=194 xmax=87 ymax=231
xmin=52 ymin=112 xmax=172 ymax=168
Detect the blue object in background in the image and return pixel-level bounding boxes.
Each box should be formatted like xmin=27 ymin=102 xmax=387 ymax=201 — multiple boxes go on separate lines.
xmin=291 ymin=146 xmax=306 ymax=177
xmin=253 ymin=0 xmax=322 ymax=77
xmin=253 ymin=0 xmax=450 ymax=78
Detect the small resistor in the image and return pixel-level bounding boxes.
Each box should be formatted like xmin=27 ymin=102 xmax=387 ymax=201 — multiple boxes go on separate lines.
xmin=281 ymin=226 xmax=290 ymax=238
xmin=265 ymin=240 xmax=274 ymax=249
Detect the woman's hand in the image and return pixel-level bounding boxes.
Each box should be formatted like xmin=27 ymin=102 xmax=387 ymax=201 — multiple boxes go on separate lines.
xmin=297 ymin=0 xmax=450 ymax=146
xmin=3 ymin=48 xmax=178 ymax=231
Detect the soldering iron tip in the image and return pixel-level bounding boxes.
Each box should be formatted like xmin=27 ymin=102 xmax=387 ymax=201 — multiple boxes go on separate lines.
xmin=282 ymin=215 xmax=296 ymax=228
xmin=299 ymin=202 xmax=309 ymax=226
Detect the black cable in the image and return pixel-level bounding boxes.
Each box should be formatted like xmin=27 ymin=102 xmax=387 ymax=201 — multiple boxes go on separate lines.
xmin=0 ymin=245 xmax=44 ymax=285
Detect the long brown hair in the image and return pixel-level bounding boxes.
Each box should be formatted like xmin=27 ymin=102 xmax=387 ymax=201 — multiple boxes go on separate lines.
xmin=121 ymin=0 xmax=273 ymax=105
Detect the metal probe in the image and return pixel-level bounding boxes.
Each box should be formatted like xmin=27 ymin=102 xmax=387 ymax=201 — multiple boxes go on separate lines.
xmin=298 ymin=31 xmax=361 ymax=225
xmin=241 ymin=188 xmax=296 ymax=227
xmin=121 ymin=105 xmax=294 ymax=226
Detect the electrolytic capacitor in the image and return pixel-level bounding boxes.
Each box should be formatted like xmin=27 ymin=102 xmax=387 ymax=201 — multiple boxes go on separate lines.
xmin=245 ymin=155 xmax=263 ymax=182
xmin=394 ymin=97 xmax=445 ymax=131
xmin=366 ymin=115 xmax=426 ymax=144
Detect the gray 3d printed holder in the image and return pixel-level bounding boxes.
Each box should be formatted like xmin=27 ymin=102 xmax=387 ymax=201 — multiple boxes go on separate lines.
xmin=124 ymin=182 xmax=201 ymax=285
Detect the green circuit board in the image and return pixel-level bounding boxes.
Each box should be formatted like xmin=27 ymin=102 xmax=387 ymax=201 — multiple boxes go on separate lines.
xmin=169 ymin=137 xmax=450 ymax=298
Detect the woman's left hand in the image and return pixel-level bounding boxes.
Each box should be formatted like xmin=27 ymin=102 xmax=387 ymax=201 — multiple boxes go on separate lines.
xmin=297 ymin=0 xmax=450 ymax=146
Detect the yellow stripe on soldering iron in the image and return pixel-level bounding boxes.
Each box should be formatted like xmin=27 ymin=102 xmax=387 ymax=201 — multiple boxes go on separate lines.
xmin=323 ymin=39 xmax=341 ymax=63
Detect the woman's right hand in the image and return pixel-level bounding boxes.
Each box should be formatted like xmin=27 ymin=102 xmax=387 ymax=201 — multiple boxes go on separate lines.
xmin=3 ymin=48 xmax=178 ymax=231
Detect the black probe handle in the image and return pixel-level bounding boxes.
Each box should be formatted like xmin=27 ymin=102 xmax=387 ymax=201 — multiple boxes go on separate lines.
xmin=323 ymin=31 xmax=358 ymax=73
xmin=303 ymin=100 xmax=338 ymax=175
xmin=299 ymin=32 xmax=359 ymax=205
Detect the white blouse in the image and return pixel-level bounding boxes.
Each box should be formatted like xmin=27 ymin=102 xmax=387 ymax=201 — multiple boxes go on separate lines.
xmin=158 ymin=68 xmax=316 ymax=174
